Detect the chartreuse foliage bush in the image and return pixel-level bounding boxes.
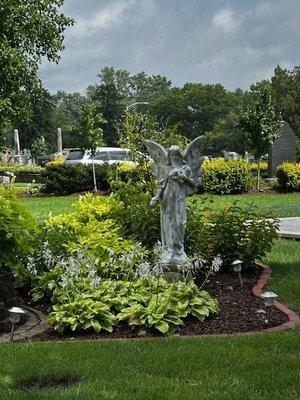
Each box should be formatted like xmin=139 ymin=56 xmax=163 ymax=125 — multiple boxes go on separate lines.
xmin=201 ymin=158 xmax=253 ymax=194
xmin=0 ymin=186 xmax=36 ymax=275
xmin=41 ymin=163 xmax=110 ymax=194
xmin=48 ymin=278 xmax=218 ymax=334
xmin=186 ymin=199 xmax=278 ymax=267
xmin=276 ymin=162 xmax=300 ymax=191
xmin=36 ymin=194 xmax=146 ymax=275
xmin=0 ymin=163 xmax=43 ymax=175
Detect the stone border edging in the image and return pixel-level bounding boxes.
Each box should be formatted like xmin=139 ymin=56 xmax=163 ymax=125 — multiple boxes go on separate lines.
xmin=253 ymin=262 xmax=300 ymax=333
xmin=0 ymin=305 xmax=49 ymax=343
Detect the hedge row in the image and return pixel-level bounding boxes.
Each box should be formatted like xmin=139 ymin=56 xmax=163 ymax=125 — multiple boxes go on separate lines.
xmin=276 ymin=162 xmax=300 ymax=191
xmin=201 ymin=159 xmax=253 ymax=194
xmin=0 ymin=163 xmax=43 ymax=174
xmin=41 ymin=164 xmax=110 ymax=194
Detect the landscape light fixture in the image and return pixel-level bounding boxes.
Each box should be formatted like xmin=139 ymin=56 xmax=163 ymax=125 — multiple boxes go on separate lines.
xmin=231 ymin=259 xmax=243 ymax=288
xmin=8 ymin=306 xmax=25 ymax=342
xmin=261 ymin=291 xmax=278 ymax=324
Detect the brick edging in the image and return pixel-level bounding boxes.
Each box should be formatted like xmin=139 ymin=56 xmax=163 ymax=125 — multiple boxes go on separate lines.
xmin=253 ymin=262 xmax=300 ymax=333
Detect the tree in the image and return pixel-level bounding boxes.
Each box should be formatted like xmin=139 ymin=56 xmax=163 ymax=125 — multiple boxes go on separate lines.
xmin=52 ymin=91 xmax=87 ymax=148
xmin=239 ymin=84 xmax=282 ymax=189
xmin=151 ymin=83 xmax=236 ymax=139
xmin=0 ymin=0 xmax=73 ymax=127
xmin=77 ymin=102 xmax=106 ymax=191
xmin=88 ymin=82 xmax=125 ymax=146
xmin=17 ymin=88 xmax=55 ymax=151
xmin=271 ymin=65 xmax=300 ymax=138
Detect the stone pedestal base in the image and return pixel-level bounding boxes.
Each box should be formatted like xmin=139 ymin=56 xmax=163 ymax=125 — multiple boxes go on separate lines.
xmin=161 ymin=260 xmax=193 ymax=282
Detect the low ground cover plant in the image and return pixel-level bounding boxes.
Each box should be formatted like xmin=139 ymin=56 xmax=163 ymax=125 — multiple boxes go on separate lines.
xmin=276 ymin=162 xmax=300 ymax=191
xmin=47 ymin=277 xmax=218 ymax=334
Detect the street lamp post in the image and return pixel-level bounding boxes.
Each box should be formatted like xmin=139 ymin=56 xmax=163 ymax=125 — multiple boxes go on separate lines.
xmin=126 ymin=102 xmax=149 ymax=111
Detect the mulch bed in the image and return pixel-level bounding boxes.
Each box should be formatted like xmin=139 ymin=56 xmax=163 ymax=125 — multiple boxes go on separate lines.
xmin=27 ymin=265 xmax=287 ymax=342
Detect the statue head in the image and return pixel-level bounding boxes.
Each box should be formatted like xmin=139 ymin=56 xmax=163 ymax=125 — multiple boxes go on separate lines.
xmin=167 ymin=145 xmax=184 ymax=165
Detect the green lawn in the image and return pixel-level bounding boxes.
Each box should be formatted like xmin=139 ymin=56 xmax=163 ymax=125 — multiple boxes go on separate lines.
xmin=21 ymin=192 xmax=300 ymax=222
xmin=193 ymin=192 xmax=300 ymax=218
xmin=264 ymin=239 xmax=300 ymax=312
xmin=6 ymin=194 xmax=298 ymax=399
xmin=0 ymin=329 xmax=298 ymax=400
xmin=20 ymin=195 xmax=79 ymax=222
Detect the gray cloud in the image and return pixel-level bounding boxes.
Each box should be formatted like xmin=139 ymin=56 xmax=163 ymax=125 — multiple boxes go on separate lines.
xmin=40 ymin=0 xmax=300 ymax=93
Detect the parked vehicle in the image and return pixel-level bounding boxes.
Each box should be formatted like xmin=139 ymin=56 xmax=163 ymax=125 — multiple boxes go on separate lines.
xmin=64 ymin=147 xmax=132 ymax=165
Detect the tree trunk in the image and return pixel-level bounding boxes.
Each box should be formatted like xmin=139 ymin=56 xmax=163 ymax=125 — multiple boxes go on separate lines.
xmin=92 ymin=157 xmax=97 ymax=192
xmin=257 ymin=158 xmax=261 ymax=190
xmin=0 ymin=267 xmax=17 ymax=320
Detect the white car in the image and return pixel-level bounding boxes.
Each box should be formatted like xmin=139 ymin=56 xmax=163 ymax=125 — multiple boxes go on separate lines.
xmin=64 ymin=147 xmax=132 ymax=165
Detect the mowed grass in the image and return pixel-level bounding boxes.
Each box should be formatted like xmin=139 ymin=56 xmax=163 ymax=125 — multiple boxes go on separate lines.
xmin=192 ymin=192 xmax=300 ymax=218
xmin=20 ymin=195 xmax=79 ymax=222
xmin=21 ymin=192 xmax=300 ymax=222
xmin=264 ymin=239 xmax=300 ymax=312
xmin=0 ymin=330 xmax=299 ymax=400
xmin=10 ymin=193 xmax=299 ymax=399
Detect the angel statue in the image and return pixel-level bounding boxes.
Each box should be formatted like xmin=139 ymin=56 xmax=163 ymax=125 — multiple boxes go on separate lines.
xmin=144 ymin=137 xmax=205 ymax=278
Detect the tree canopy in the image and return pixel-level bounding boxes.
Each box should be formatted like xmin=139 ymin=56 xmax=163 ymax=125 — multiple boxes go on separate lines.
xmin=0 ymin=0 xmax=73 ymax=127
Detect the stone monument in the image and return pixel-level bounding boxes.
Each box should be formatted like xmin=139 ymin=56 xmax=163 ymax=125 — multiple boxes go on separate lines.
xmin=144 ymin=137 xmax=205 ymax=280
xmin=57 ymin=127 xmax=63 ymax=155
xmin=268 ymin=121 xmax=296 ymax=177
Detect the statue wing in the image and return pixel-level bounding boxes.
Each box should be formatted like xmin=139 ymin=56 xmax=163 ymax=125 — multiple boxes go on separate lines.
xmin=144 ymin=140 xmax=167 ymax=180
xmin=183 ymin=136 xmax=205 ymax=185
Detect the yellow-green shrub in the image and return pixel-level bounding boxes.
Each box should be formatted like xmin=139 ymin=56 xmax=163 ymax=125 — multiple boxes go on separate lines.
xmin=201 ymin=158 xmax=253 ymax=194
xmin=276 ymin=162 xmax=300 ymax=191
xmin=249 ymin=162 xmax=268 ymax=172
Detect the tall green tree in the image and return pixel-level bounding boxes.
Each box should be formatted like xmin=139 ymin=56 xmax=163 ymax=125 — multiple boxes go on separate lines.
xmin=0 ymin=0 xmax=73 ymax=127
xmin=52 ymin=90 xmax=87 ymax=148
xmin=77 ymin=102 xmax=106 ymax=191
xmin=271 ymin=65 xmax=300 ymax=138
xmin=239 ymin=84 xmax=282 ymax=189
xmin=17 ymin=88 xmax=55 ymax=151
xmin=151 ymin=83 xmax=236 ymax=139
xmin=88 ymin=82 xmax=125 ymax=146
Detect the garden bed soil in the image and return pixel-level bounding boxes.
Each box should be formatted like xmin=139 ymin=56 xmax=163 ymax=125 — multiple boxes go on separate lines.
xmin=27 ymin=265 xmax=288 ymax=341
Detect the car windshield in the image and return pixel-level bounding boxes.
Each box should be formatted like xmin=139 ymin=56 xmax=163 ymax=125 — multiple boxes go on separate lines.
xmin=66 ymin=150 xmax=85 ymax=160
xmin=107 ymin=151 xmax=128 ymax=160
xmin=93 ymin=152 xmax=108 ymax=160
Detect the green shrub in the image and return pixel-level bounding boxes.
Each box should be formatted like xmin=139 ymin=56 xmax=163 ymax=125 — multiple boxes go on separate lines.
xmin=109 ymin=179 xmax=160 ymax=248
xmin=0 ymin=186 xmax=36 ymax=273
xmin=276 ymin=162 xmax=300 ymax=191
xmin=186 ymin=199 xmax=278 ymax=268
xmin=41 ymin=163 xmax=110 ymax=194
xmin=201 ymin=158 xmax=253 ymax=194
xmin=0 ymin=163 xmax=43 ymax=174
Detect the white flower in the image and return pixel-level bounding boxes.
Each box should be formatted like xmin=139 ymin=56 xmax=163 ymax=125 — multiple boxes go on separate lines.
xmin=137 ymin=262 xmax=151 ymax=278
xmin=90 ymin=276 xmax=101 ymax=287
xmin=211 ymin=255 xmax=222 ymax=273
xmin=47 ymin=281 xmax=55 ymax=290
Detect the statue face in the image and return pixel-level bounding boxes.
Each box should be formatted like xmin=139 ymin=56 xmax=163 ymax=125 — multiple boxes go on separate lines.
xmin=168 ymin=146 xmax=183 ymax=165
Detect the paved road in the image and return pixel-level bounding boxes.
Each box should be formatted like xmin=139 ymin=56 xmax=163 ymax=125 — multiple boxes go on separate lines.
xmin=278 ymin=217 xmax=300 ymax=239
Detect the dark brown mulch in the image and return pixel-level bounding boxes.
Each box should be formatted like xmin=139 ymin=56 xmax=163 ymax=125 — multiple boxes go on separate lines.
xmin=0 ymin=313 xmax=29 ymax=335
xmin=28 ymin=266 xmax=288 ymax=342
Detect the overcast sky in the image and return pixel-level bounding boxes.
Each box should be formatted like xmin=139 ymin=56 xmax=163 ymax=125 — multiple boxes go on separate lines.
xmin=40 ymin=0 xmax=300 ymax=93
